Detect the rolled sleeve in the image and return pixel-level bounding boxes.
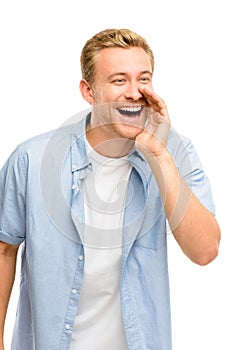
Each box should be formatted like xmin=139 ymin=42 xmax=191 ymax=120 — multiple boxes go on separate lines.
xmin=0 ymin=148 xmax=27 ymax=245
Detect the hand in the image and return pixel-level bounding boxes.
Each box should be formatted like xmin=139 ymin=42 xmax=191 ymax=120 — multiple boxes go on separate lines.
xmin=135 ymin=87 xmax=171 ymax=158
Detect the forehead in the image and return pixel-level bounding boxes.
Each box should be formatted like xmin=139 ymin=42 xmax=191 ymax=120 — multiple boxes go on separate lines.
xmin=94 ymin=47 xmax=152 ymax=75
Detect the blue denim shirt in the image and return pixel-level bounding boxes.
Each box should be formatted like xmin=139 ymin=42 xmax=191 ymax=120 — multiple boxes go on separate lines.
xmin=0 ymin=110 xmax=215 ymax=350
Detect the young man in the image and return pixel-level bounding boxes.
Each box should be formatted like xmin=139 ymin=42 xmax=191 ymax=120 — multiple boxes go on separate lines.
xmin=0 ymin=29 xmax=220 ymax=349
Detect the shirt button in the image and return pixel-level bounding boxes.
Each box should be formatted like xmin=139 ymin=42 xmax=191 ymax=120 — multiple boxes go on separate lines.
xmin=72 ymin=288 xmax=77 ymax=294
xmin=79 ymin=255 xmax=83 ymax=261
xmin=72 ymin=165 xmax=78 ymax=170
xmin=65 ymin=324 xmax=70 ymax=330
xmin=72 ymin=184 xmax=77 ymax=190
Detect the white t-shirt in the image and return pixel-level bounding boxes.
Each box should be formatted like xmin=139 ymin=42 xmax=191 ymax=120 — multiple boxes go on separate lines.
xmin=69 ymin=143 xmax=132 ymax=350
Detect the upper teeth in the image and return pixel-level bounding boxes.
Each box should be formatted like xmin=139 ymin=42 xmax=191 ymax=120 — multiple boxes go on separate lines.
xmin=119 ymin=106 xmax=142 ymax=112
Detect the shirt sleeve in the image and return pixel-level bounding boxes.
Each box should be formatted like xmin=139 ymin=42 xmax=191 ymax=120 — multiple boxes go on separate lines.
xmin=169 ymin=132 xmax=216 ymax=215
xmin=0 ymin=148 xmax=27 ymax=245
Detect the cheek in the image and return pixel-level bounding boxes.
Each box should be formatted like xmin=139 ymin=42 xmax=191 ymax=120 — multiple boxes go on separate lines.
xmin=140 ymin=82 xmax=153 ymax=90
xmin=93 ymin=91 xmax=104 ymax=103
xmin=97 ymin=86 xmax=125 ymax=103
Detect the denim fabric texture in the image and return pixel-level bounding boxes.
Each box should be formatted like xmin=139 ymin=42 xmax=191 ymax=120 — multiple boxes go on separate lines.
xmin=0 ymin=111 xmax=215 ymax=350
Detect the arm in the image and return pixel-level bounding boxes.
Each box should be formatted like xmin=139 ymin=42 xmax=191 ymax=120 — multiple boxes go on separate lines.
xmin=136 ymin=87 xmax=221 ymax=265
xmin=146 ymin=149 xmax=220 ymax=265
xmin=0 ymin=241 xmax=19 ymax=350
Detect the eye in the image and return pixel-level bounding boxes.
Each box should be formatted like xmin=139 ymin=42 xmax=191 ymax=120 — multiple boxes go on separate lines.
xmin=139 ymin=76 xmax=151 ymax=83
xmin=112 ymin=79 xmax=126 ymax=85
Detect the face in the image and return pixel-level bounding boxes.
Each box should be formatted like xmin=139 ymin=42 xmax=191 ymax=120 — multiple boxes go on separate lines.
xmin=81 ymin=47 xmax=153 ymax=141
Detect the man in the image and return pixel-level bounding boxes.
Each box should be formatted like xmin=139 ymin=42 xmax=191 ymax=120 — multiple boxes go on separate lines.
xmin=0 ymin=28 xmax=220 ymax=349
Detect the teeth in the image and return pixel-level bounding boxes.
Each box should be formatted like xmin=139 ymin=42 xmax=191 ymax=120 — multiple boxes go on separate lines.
xmin=119 ymin=106 xmax=142 ymax=112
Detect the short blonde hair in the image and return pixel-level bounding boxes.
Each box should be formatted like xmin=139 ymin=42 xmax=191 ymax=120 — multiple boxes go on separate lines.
xmin=80 ymin=28 xmax=154 ymax=84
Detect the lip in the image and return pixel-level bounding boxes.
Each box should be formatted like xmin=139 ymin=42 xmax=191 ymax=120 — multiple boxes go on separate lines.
xmin=116 ymin=105 xmax=144 ymax=118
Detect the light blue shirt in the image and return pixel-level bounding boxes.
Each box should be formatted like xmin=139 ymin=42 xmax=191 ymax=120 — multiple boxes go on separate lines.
xmin=0 ymin=111 xmax=215 ymax=350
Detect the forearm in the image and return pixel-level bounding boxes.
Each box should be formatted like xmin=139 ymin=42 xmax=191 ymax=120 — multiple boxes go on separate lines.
xmin=134 ymin=87 xmax=220 ymax=264
xmin=0 ymin=242 xmax=19 ymax=348
xmin=145 ymin=148 xmax=221 ymax=265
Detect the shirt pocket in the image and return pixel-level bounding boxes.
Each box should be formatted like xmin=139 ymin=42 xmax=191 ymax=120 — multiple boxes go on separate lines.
xmin=134 ymin=215 xmax=167 ymax=251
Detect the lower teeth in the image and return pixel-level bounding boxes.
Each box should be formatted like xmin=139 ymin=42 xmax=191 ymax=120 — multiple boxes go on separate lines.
xmin=119 ymin=110 xmax=140 ymax=117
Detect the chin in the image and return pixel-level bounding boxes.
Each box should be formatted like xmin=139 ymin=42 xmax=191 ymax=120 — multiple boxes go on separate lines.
xmin=114 ymin=124 xmax=143 ymax=140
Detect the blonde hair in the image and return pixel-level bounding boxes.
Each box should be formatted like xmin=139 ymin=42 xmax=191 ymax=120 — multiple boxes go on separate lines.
xmin=80 ymin=28 xmax=154 ymax=84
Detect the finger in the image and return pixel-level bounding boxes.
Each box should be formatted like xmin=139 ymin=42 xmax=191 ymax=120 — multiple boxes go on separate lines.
xmin=144 ymin=111 xmax=160 ymax=135
xmin=139 ymin=87 xmax=163 ymax=104
xmin=139 ymin=87 xmax=169 ymax=117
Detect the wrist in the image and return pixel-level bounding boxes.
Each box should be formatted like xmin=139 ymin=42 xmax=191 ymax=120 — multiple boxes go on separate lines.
xmin=142 ymin=145 xmax=172 ymax=167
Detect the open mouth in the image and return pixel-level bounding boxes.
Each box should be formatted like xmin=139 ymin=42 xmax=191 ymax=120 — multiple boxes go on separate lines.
xmin=117 ymin=105 xmax=144 ymax=117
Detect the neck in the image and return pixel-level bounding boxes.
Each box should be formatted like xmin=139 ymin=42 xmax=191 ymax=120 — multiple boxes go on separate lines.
xmin=86 ymin=122 xmax=134 ymax=158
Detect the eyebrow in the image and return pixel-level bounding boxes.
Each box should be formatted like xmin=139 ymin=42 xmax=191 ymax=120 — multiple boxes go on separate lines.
xmin=108 ymin=70 xmax=152 ymax=80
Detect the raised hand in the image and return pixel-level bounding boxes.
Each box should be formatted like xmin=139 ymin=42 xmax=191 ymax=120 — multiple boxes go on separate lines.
xmin=135 ymin=87 xmax=171 ymax=158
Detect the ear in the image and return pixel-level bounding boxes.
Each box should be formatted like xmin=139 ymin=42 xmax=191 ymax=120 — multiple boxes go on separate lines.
xmin=79 ymin=79 xmax=95 ymax=104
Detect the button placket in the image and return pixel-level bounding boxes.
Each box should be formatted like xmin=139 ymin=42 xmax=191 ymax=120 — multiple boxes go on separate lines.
xmin=60 ymin=246 xmax=85 ymax=346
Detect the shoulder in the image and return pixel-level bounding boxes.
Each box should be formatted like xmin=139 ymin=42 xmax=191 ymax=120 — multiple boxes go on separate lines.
xmin=167 ymin=127 xmax=200 ymax=160
xmin=15 ymin=112 xmax=88 ymax=159
xmin=168 ymin=127 xmax=191 ymax=152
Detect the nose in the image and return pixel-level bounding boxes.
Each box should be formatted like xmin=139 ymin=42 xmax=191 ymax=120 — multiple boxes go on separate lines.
xmin=124 ymin=82 xmax=143 ymax=101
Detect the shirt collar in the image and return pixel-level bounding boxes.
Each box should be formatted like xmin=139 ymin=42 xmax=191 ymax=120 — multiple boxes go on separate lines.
xmin=70 ymin=111 xmax=151 ymax=187
xmin=70 ymin=111 xmax=92 ymax=174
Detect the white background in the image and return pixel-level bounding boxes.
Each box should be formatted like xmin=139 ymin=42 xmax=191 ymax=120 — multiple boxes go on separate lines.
xmin=0 ymin=0 xmax=233 ymax=349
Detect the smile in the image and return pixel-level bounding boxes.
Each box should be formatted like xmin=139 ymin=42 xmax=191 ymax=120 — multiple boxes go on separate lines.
xmin=117 ymin=105 xmax=144 ymax=117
